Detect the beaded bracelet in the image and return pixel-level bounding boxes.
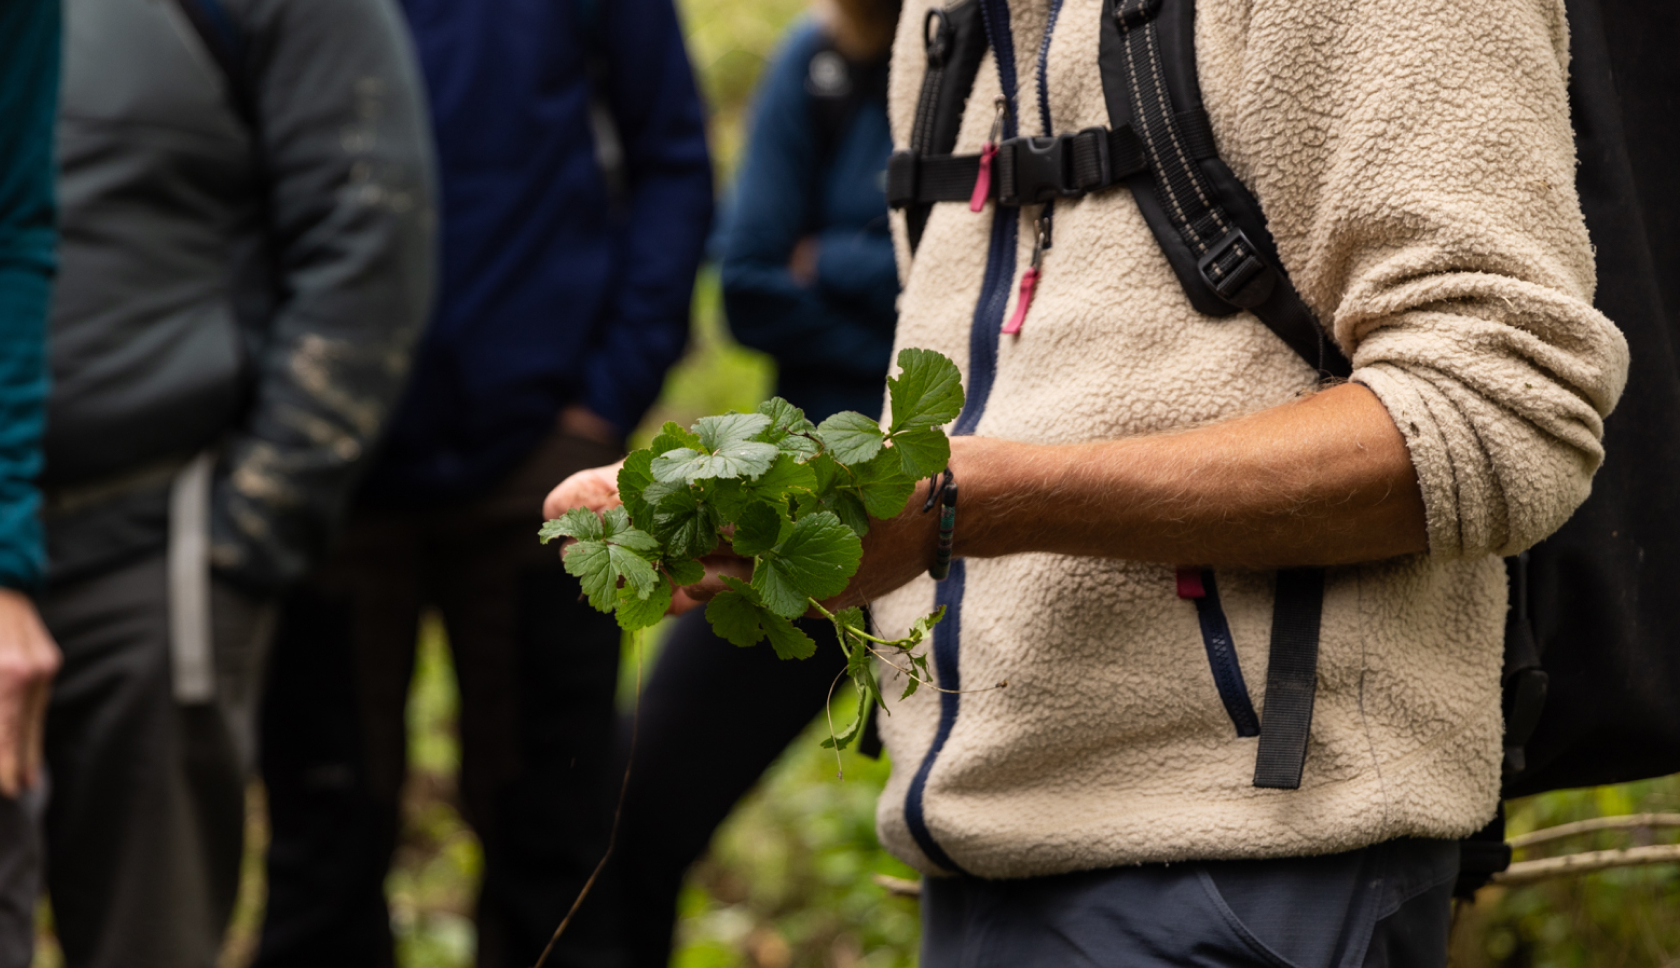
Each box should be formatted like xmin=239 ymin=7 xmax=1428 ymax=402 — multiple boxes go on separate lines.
xmin=921 ymin=469 xmax=958 ymax=581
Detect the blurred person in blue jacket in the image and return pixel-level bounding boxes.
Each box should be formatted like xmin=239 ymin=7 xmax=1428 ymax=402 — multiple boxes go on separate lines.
xmin=254 ymin=0 xmax=713 ymax=965
xmin=0 ymin=2 xmax=63 ymax=965
xmin=588 ymin=1 xmax=900 ymax=963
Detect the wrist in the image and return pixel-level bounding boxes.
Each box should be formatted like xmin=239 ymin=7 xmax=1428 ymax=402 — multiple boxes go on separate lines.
xmin=944 ymin=435 xmax=1039 ymax=560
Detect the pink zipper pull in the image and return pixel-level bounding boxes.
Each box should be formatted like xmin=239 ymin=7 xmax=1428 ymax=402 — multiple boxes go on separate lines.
xmin=969 ymin=97 xmax=1009 ymax=212
xmin=1175 ymin=565 xmax=1206 ymax=599
xmin=1003 ymin=214 xmax=1049 ymax=335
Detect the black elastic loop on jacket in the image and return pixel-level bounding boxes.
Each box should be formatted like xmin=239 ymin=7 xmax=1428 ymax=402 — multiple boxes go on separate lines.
xmin=1253 ymin=568 xmax=1325 ymax=789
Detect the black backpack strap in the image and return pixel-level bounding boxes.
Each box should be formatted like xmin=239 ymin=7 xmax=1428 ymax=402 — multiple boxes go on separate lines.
xmin=897 ymin=0 xmax=989 ymax=252
xmin=1094 ymin=0 xmax=1344 ymax=790
xmin=1098 ymin=0 xmax=1350 ymax=381
xmin=888 ymin=125 xmax=1148 ymax=208
xmin=173 ymin=0 xmax=257 ymax=130
xmin=1252 ymin=568 xmax=1324 ymax=789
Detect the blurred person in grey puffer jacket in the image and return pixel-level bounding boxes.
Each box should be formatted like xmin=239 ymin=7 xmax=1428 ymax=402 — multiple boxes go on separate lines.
xmin=4 ymin=0 xmax=436 ymax=964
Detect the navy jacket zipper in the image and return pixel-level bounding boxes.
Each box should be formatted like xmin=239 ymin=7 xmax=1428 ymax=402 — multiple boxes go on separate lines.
xmin=903 ymin=0 xmax=1025 ymax=875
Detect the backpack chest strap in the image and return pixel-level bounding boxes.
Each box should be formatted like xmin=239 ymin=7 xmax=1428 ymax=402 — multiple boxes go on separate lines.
xmin=888 ymin=120 xmax=1167 ymax=208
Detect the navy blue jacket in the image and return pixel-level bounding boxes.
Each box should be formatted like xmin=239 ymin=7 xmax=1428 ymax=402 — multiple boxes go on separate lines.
xmin=718 ymin=19 xmax=898 ymax=423
xmin=364 ymin=0 xmax=713 ymax=504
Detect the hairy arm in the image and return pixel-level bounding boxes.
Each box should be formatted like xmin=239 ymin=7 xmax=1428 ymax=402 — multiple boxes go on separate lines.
xmin=833 ymin=383 xmax=1425 ymax=607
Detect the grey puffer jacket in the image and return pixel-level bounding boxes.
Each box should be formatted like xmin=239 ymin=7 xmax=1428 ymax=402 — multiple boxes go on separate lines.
xmin=45 ymin=0 xmax=435 ymax=589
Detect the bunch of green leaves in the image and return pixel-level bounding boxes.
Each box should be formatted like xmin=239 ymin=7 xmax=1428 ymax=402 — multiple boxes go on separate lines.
xmin=540 ymin=349 xmax=965 ymax=747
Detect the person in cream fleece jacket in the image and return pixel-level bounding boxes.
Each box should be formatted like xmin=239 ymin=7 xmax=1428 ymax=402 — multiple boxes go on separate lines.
xmin=547 ymin=0 xmax=1628 ymax=962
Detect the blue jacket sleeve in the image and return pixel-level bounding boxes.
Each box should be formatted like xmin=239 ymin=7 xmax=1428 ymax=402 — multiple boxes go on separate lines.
xmin=580 ymin=0 xmax=714 ymax=437
xmin=0 ymin=0 xmax=59 ymax=592
xmin=717 ymin=25 xmax=896 ymax=384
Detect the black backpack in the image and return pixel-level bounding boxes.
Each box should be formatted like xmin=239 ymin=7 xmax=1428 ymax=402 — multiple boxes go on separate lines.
xmin=885 ymin=0 xmax=1680 ymax=875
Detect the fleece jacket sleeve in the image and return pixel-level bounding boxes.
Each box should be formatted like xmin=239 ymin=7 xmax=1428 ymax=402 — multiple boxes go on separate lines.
xmin=0 ymin=0 xmax=59 ymax=593
xmin=209 ymin=0 xmax=436 ymax=591
xmin=1210 ymin=0 xmax=1630 ymax=559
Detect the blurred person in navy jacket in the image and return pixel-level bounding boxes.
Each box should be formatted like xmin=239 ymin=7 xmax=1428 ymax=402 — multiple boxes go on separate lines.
xmin=588 ymin=1 xmax=899 ymax=963
xmin=254 ymin=0 xmax=713 ymax=965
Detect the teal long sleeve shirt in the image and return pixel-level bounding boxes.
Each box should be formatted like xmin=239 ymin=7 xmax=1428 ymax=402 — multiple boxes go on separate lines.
xmin=0 ymin=0 xmax=59 ymax=591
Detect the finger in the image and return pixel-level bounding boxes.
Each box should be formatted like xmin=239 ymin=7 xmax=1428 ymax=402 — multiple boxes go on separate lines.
xmin=19 ymin=667 xmax=52 ymax=791
xmin=0 ymin=682 xmax=19 ymax=799
xmin=669 ymin=587 xmax=704 ymax=615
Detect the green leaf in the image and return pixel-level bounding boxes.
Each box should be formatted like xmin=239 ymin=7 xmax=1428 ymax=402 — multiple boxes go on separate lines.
xmin=905 ymin=605 xmax=947 ymax=647
xmin=805 ymin=455 xmax=871 ymax=535
xmin=889 ymin=425 xmax=952 ymax=480
xmin=756 ymin=398 xmax=815 ymax=439
xmin=651 ymin=488 xmax=720 ymax=560
xmin=751 ymin=511 xmax=863 ymax=618
xmin=887 ymin=347 xmax=965 ymax=433
xmin=696 ymin=411 xmax=772 ymax=451
xmin=651 ymin=436 xmax=779 ymax=482
xmin=540 ymin=507 xmax=603 ymax=544
xmin=615 ymin=580 xmax=672 ymax=631
xmin=854 ymin=452 xmax=918 ymax=520
xmin=600 ymin=506 xmax=660 ymax=552
xmin=562 ymin=540 xmax=617 ymax=610
xmin=664 ymin=558 xmax=705 ymax=587
xmin=743 ymin=454 xmax=819 ymax=506
xmin=703 ymin=576 xmax=814 ymax=659
xmin=777 ymin=433 xmax=821 ymax=462
xmin=763 ymin=613 xmax=817 ymax=660
xmin=651 ymin=421 xmax=701 ymax=455
xmin=706 ymin=580 xmax=766 ymax=648
xmin=816 ymin=411 xmax=886 ymax=464
xmin=562 ymin=537 xmax=657 ymax=612
xmin=822 ymin=690 xmax=870 ymax=751
xmin=611 ymin=544 xmax=662 ymax=597
xmin=823 ymin=490 xmax=871 ymax=536
xmin=617 ymin=450 xmax=656 ymax=530
xmin=731 ymin=501 xmax=791 ymax=557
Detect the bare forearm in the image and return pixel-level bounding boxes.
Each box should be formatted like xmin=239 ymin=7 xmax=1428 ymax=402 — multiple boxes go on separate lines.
xmin=952 ymin=383 xmax=1428 ymax=568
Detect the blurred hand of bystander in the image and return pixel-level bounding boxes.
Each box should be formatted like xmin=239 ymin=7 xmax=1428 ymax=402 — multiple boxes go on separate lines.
xmin=0 ymin=588 xmax=58 ymax=798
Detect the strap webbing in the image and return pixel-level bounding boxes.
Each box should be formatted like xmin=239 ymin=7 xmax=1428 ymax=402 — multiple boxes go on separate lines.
xmin=888 ymin=125 xmax=1148 ymax=208
xmin=1110 ymin=0 xmax=1350 ymax=379
xmin=1253 ymin=568 xmax=1325 ymax=789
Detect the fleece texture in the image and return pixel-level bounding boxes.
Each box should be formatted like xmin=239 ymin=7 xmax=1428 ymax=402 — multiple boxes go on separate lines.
xmin=872 ymin=0 xmax=1629 ymax=878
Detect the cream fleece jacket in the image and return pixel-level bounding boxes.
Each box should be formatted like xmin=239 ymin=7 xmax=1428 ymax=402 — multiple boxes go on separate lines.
xmin=871 ymin=0 xmax=1629 ymax=878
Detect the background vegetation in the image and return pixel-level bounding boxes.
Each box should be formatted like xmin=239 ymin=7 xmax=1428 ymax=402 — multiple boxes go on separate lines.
xmin=33 ymin=0 xmax=1680 ymax=964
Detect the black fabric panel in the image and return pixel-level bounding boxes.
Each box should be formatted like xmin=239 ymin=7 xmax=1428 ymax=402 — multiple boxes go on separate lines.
xmin=1503 ymin=0 xmax=1680 ymax=797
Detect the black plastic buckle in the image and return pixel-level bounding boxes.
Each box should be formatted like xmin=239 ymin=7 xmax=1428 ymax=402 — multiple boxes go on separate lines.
xmin=1114 ymin=0 xmax=1163 ymax=29
xmin=999 ymin=131 xmax=1106 ymax=206
xmin=1197 ymin=228 xmax=1275 ymax=309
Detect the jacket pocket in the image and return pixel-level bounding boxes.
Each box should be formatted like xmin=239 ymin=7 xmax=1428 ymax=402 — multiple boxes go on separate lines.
xmin=1176 ymin=567 xmax=1261 ymax=737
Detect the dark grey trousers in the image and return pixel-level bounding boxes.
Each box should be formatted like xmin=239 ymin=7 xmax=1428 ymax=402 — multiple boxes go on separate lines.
xmin=36 ymin=554 xmax=268 ymax=968
xmin=0 ymin=783 xmax=46 ymax=968
xmin=922 ymin=838 xmax=1459 ymax=968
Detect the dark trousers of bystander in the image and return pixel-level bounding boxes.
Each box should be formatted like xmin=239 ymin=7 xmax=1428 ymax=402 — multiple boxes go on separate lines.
xmin=38 ymin=554 xmax=271 ymax=968
xmin=605 ymin=609 xmax=845 ymax=968
xmin=254 ymin=429 xmax=624 ymax=968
